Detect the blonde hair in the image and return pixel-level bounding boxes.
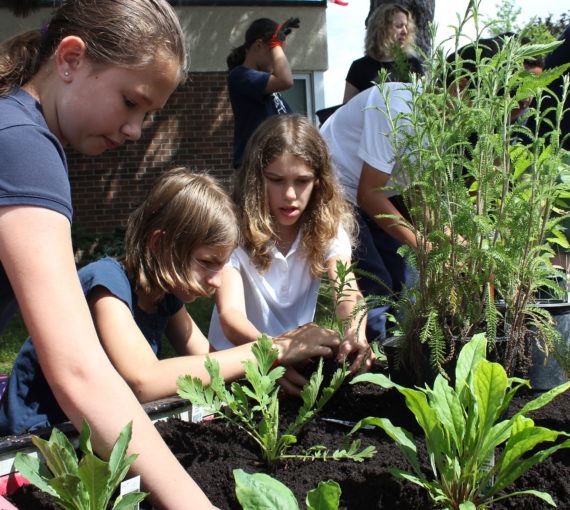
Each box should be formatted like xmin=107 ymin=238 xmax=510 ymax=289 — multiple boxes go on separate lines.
xmin=0 ymin=0 xmax=187 ymax=95
xmin=123 ymin=168 xmax=238 ymax=298
xmin=365 ymin=3 xmax=416 ymax=61
xmin=234 ymin=114 xmax=355 ymax=278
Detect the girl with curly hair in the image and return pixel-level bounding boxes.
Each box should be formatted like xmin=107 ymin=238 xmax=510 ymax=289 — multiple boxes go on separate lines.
xmin=208 ymin=115 xmax=372 ymax=394
xmin=343 ymin=3 xmax=422 ymax=103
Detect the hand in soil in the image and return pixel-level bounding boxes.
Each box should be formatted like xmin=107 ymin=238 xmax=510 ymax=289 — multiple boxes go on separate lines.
xmin=273 ymin=322 xmax=340 ymax=365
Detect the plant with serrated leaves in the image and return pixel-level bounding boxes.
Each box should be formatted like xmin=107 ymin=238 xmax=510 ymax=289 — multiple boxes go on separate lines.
xmin=234 ymin=469 xmax=341 ymax=510
xmin=350 ymin=333 xmax=570 ymax=509
xmin=14 ymin=421 xmax=147 ymax=510
xmin=375 ymin=0 xmax=570 ymax=382
xmin=177 ymin=335 xmax=376 ymax=466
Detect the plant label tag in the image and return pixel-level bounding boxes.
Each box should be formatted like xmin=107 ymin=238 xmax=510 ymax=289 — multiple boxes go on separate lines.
xmin=191 ymin=405 xmax=214 ymax=423
xmin=120 ymin=475 xmax=141 ymax=509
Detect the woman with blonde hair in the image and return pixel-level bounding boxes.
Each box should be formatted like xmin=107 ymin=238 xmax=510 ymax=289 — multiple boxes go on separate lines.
xmin=343 ymin=3 xmax=422 ymax=103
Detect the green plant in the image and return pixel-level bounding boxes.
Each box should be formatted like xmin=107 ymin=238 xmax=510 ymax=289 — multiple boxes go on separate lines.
xmin=378 ymin=1 xmax=570 ymax=381
xmin=234 ymin=469 xmax=341 ymax=510
xmin=14 ymin=421 xmax=147 ymax=510
xmin=349 ymin=333 xmax=570 ymax=509
xmin=177 ymin=335 xmax=375 ymax=465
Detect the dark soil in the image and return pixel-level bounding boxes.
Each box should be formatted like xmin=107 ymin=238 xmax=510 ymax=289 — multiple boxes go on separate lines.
xmin=7 ymin=363 xmax=570 ymax=510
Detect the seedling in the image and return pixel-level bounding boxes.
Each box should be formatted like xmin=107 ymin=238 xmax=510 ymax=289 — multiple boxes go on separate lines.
xmin=177 ymin=335 xmax=376 ymax=465
xmin=350 ymin=333 xmax=570 ymax=509
xmin=234 ymin=469 xmax=341 ymax=510
xmin=15 ymin=421 xmax=147 ymax=510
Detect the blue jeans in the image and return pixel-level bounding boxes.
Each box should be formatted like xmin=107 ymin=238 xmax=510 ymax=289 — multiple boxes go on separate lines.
xmin=353 ymin=207 xmax=412 ymax=341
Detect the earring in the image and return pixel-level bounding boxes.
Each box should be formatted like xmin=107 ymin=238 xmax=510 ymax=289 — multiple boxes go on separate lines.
xmin=64 ymin=71 xmax=70 ymax=77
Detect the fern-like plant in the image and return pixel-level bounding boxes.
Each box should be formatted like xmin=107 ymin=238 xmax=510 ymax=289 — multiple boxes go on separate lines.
xmin=374 ymin=0 xmax=570 ymax=382
xmin=177 ymin=335 xmax=376 ymax=466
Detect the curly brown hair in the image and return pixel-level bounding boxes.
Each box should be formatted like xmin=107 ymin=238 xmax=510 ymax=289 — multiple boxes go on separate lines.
xmin=234 ymin=114 xmax=355 ymax=279
xmin=365 ymin=3 xmax=417 ymax=61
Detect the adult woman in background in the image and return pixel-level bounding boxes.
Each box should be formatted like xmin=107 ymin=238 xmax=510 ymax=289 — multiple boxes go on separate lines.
xmin=343 ymin=3 xmax=422 ymax=103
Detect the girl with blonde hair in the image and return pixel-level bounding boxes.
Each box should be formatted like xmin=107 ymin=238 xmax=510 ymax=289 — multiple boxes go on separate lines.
xmin=1 ymin=168 xmax=340 ymax=434
xmin=209 ymin=115 xmax=372 ymax=394
xmin=343 ymin=3 xmax=422 ymax=103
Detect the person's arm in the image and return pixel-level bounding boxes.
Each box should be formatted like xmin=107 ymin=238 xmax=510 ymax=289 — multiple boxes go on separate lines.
xmin=166 ymin=306 xmax=210 ymax=356
xmin=264 ymin=46 xmax=294 ymax=93
xmin=326 ymin=256 xmax=372 ymax=373
xmin=90 ymin=287 xmax=340 ymax=402
xmin=343 ymin=81 xmax=360 ymax=103
xmin=357 ymin=161 xmax=418 ymax=248
xmin=216 ymin=266 xmax=262 ymax=345
xmin=0 ymin=206 xmax=214 ymax=509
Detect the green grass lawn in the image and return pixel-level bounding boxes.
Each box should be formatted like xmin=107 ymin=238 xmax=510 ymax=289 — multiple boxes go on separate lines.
xmin=0 ymin=297 xmax=216 ymax=374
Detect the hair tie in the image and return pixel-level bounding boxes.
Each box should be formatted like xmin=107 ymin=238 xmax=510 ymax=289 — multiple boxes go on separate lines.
xmin=40 ymin=22 xmax=49 ymax=36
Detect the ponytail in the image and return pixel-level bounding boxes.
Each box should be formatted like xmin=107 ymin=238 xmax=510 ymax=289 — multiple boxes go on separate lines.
xmin=0 ymin=30 xmax=43 ymax=95
xmin=227 ymin=44 xmax=247 ymax=70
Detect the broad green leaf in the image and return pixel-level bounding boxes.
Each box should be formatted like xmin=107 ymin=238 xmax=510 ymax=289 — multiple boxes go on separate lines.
xmin=32 ymin=434 xmax=78 ymax=478
xmin=234 ymin=469 xmax=299 ymax=510
xmin=112 ymin=491 xmax=149 ymax=510
xmin=459 ymin=502 xmax=476 ymax=510
xmin=455 ymin=333 xmax=486 ymax=394
xmin=514 ymin=381 xmax=570 ymax=418
xmin=388 ymin=467 xmax=429 ymax=488
xmin=429 ymin=376 xmax=465 ymax=451
xmin=48 ymin=474 xmax=87 ymax=509
xmin=306 ymin=480 xmax=341 ymax=510
xmin=492 ymin=489 xmax=556 ymax=506
xmin=474 ymin=361 xmax=507 ymax=434
xmin=491 ymin=439 xmax=570 ymax=495
xmin=350 ymin=417 xmax=421 ymax=475
xmin=351 ymin=372 xmax=401 ymax=390
xmin=399 ymin=388 xmax=446 ymax=456
xmin=79 ymin=421 xmax=94 ymax=456
xmin=498 ymin=424 xmax=564 ymax=477
xmin=14 ymin=452 xmax=59 ymax=498
xmin=108 ymin=422 xmax=135 ymax=488
xmin=77 ymin=453 xmax=112 ymax=509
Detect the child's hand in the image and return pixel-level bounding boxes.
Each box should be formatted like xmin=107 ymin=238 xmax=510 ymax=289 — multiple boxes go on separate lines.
xmin=273 ymin=322 xmax=340 ymax=365
xmin=337 ymin=329 xmax=374 ymax=373
xmin=277 ymin=365 xmax=309 ymax=396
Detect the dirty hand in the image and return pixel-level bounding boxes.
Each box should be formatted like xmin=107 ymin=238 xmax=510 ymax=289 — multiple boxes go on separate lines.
xmin=273 ymin=322 xmax=340 ymax=365
xmin=277 ymin=365 xmax=309 ymax=397
xmin=267 ymin=17 xmax=300 ymax=48
xmin=337 ymin=328 xmax=374 ymax=373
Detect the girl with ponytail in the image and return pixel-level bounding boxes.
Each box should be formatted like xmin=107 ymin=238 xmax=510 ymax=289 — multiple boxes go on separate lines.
xmin=227 ymin=17 xmax=299 ymax=168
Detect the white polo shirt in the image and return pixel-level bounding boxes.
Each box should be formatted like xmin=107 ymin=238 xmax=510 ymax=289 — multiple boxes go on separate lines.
xmin=208 ymin=226 xmax=352 ymax=350
xmin=320 ymin=82 xmax=415 ymax=204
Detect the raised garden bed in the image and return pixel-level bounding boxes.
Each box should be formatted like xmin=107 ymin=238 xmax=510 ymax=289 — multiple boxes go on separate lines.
xmin=8 ymin=363 xmax=570 ymax=509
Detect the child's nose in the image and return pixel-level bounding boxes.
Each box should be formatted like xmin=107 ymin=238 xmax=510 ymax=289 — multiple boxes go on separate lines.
xmin=121 ymin=116 xmax=143 ymax=141
xmin=206 ymin=270 xmax=223 ymax=290
xmin=284 ymin=184 xmax=296 ymax=200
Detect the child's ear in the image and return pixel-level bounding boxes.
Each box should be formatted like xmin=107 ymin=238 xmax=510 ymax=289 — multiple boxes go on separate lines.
xmin=148 ymin=229 xmax=165 ymax=254
xmin=54 ymin=35 xmax=87 ymax=82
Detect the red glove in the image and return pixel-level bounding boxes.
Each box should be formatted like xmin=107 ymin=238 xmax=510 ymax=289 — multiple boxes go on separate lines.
xmin=268 ymin=17 xmax=300 ymax=48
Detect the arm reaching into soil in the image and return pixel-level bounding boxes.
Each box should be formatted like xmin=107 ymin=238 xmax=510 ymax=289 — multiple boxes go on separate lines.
xmin=0 ymin=206 xmax=214 ymax=509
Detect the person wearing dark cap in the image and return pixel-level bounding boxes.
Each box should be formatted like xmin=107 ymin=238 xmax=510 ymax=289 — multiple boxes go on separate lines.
xmin=227 ymin=17 xmax=299 ymax=168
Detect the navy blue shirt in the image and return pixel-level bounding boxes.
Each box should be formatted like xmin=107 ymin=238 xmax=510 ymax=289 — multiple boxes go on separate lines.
xmin=0 ymin=258 xmax=183 ymax=435
xmin=0 ymin=88 xmax=72 ymax=332
xmin=228 ymin=66 xmax=292 ymax=168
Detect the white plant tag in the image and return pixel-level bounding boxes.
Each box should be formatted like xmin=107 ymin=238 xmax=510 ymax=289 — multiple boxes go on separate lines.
xmin=191 ymin=405 xmax=214 ymax=423
xmin=120 ymin=475 xmax=141 ymax=509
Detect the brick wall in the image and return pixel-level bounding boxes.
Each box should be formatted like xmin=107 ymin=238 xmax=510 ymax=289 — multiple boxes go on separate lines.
xmin=68 ymin=71 xmax=234 ymax=234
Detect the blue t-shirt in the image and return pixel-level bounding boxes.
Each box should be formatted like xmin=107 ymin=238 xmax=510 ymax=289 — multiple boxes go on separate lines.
xmin=228 ymin=66 xmax=292 ymax=168
xmin=0 ymin=88 xmax=72 ymax=332
xmin=0 ymin=257 xmax=183 ymax=435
